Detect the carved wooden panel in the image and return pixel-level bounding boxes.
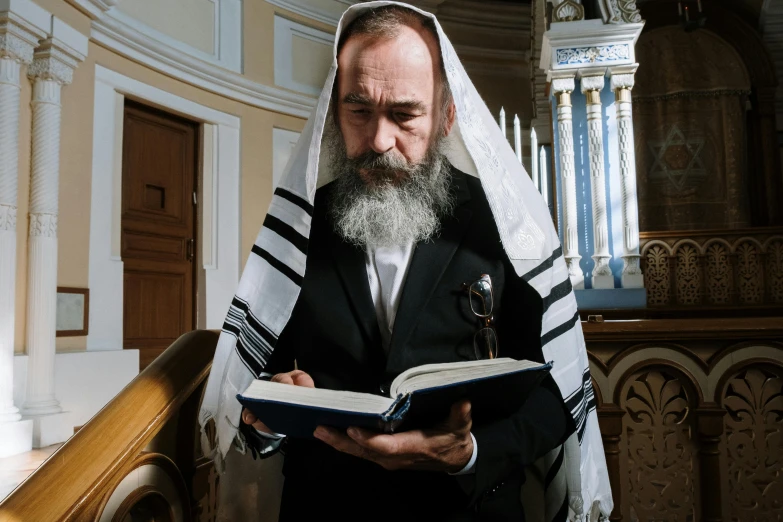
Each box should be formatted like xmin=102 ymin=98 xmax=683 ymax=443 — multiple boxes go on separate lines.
xmin=722 ymin=365 xmax=783 ymax=522
xmin=767 ymin=239 xmax=783 ymax=304
xmin=640 ymin=232 xmax=783 ymax=309
xmin=676 ymin=244 xmax=701 ymax=305
xmin=736 ymin=242 xmax=763 ymax=305
xmin=705 ymin=242 xmax=732 ymax=305
xmin=621 ymin=369 xmax=698 ymax=522
xmin=645 ymin=245 xmax=671 ymax=306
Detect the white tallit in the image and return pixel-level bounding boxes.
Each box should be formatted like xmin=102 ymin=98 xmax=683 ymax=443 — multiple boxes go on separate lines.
xmin=199 ymin=2 xmax=612 ymax=520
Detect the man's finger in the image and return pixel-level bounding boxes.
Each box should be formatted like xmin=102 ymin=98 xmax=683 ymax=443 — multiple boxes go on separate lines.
xmin=314 ymin=426 xmax=372 ymax=459
xmin=242 ymin=408 xmax=257 ymax=425
xmin=271 ymin=373 xmax=294 ymax=385
xmin=290 ymin=370 xmax=315 ymax=388
xmin=447 ymin=400 xmax=472 ymax=432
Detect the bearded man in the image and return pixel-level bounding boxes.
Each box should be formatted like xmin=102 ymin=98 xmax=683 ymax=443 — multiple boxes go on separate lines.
xmin=199 ymin=3 xmax=612 ymax=522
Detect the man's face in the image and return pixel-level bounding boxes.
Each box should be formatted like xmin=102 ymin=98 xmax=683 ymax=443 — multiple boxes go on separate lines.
xmin=336 ymin=25 xmax=453 ymax=186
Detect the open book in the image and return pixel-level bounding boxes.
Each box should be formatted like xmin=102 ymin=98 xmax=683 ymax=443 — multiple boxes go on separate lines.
xmin=237 ymin=358 xmax=552 ymax=438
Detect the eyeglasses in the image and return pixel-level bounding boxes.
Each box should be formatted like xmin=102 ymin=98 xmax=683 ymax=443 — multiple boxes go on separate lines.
xmin=462 ymin=274 xmax=499 ymax=360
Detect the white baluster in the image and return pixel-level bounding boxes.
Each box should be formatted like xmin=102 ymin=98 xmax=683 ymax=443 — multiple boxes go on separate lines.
xmin=581 ymin=75 xmax=613 ymax=289
xmin=610 ymin=71 xmax=644 ymax=288
xmin=552 ymin=77 xmax=583 ymax=288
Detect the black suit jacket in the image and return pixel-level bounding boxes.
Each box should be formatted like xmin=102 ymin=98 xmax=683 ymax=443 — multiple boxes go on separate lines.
xmin=251 ymin=168 xmax=574 ymax=521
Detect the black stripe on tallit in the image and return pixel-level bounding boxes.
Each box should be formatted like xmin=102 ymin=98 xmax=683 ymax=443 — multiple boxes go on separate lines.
xmin=222 ymin=297 xmax=279 ymax=378
xmin=541 ymin=277 xmax=572 ymax=314
xmin=263 ymin=214 xmax=308 ymax=254
xmin=274 ymin=187 xmax=314 ymax=216
xmin=251 ymin=244 xmax=303 ymax=286
xmin=544 ymin=445 xmax=564 ymax=489
xmin=540 ymin=310 xmax=579 ymax=347
xmin=235 ymin=335 xmax=264 ymax=377
xmin=522 ymin=246 xmax=563 ymax=282
xmin=229 ymin=297 xmax=278 ymax=347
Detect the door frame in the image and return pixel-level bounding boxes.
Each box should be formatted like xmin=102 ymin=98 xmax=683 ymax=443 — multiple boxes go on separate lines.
xmin=88 ymin=65 xmax=241 ymax=351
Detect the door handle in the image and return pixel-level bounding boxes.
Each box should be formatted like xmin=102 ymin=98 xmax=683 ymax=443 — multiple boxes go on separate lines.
xmin=187 ymin=238 xmax=195 ymax=261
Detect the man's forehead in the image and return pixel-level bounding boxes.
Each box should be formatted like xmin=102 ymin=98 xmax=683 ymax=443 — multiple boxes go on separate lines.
xmin=337 ymin=28 xmax=441 ymax=101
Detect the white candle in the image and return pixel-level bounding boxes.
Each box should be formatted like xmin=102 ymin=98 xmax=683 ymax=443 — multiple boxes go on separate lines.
xmin=514 ymin=115 xmax=522 ymax=162
xmin=499 ymin=107 xmax=506 ymax=138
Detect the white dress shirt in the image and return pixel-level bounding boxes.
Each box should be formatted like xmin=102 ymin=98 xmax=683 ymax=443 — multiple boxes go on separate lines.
xmin=365 ymin=244 xmax=477 ymax=476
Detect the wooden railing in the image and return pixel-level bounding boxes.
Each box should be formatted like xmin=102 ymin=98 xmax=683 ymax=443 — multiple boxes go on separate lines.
xmin=639 ymin=227 xmax=783 ymax=309
xmin=0 ymin=330 xmax=219 ymax=522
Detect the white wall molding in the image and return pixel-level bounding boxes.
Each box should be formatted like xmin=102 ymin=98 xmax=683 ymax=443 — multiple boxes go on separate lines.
xmin=88 ymin=65 xmax=241 ymax=350
xmin=66 ymin=0 xmax=119 ymax=21
xmin=272 ymin=127 xmax=301 ymax=188
xmin=89 ymin=7 xmax=316 ymax=118
xmin=273 ymin=15 xmax=334 ymax=97
xmin=265 ymin=0 xmax=353 ymax=27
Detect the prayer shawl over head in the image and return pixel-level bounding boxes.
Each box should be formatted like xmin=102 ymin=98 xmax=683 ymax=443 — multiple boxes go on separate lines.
xmin=198 ymin=2 xmax=612 ymax=520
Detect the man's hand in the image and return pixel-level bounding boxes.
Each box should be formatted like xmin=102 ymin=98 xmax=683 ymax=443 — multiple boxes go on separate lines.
xmin=313 ymin=400 xmax=474 ymax=473
xmin=241 ymin=370 xmax=314 ymax=434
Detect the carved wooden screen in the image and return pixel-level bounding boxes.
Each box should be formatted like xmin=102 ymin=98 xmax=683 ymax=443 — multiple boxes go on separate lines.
xmin=619 ymin=367 xmax=700 ymax=521
xmin=633 ymin=27 xmax=752 ymax=232
xmin=721 ymin=364 xmax=783 ymax=521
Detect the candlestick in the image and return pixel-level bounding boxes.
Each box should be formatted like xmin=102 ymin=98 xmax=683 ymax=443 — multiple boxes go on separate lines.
xmin=685 ymin=5 xmax=690 ymax=21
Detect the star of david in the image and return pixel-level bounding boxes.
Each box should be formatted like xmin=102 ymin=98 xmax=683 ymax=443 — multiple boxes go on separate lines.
xmin=647 ymin=124 xmax=706 ymax=195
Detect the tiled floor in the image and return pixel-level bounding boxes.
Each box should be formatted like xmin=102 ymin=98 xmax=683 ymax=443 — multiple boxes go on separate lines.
xmin=0 ymin=444 xmax=62 ymax=501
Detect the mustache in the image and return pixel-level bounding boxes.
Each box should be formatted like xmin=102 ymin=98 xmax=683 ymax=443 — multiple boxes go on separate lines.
xmin=346 ymin=149 xmax=418 ymax=176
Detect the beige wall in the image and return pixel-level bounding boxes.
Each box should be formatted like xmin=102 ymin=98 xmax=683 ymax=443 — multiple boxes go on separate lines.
xmin=117 ymin=0 xmax=216 ymax=54
xmin=14 ymin=1 xmax=308 ymax=353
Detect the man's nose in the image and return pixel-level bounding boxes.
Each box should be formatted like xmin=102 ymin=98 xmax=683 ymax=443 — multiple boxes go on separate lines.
xmin=368 ymin=117 xmax=395 ymax=154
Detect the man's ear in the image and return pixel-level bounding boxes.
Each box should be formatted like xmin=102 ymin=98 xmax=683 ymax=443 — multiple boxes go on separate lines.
xmin=443 ymin=100 xmax=456 ymax=137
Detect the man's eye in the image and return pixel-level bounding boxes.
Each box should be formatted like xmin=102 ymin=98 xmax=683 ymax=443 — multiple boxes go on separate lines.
xmin=351 ymin=109 xmax=370 ymax=115
xmin=394 ymin=112 xmax=417 ymax=122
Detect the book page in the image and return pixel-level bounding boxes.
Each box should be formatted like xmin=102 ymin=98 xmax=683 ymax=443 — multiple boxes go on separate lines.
xmin=242 ymin=380 xmax=395 ymax=414
xmin=391 ymin=358 xmax=546 ymax=396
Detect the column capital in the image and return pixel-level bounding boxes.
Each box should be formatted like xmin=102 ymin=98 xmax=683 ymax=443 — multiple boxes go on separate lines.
xmin=609 ymin=65 xmax=638 ymax=91
xmin=0 ymin=2 xmax=50 ymax=64
xmin=551 ymin=76 xmax=575 ymax=95
xmin=0 ymin=203 xmax=17 ymax=231
xmin=28 ymin=17 xmax=87 ymax=85
xmin=580 ymin=74 xmax=605 ymax=94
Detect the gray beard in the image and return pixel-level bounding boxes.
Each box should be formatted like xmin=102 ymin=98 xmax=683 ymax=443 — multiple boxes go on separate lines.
xmin=325 ymin=120 xmax=454 ymax=248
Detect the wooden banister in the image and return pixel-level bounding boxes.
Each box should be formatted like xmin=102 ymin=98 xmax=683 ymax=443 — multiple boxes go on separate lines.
xmin=0 ymin=329 xmax=219 ymax=522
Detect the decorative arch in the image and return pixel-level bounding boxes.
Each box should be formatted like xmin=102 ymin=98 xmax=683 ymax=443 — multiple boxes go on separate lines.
xmin=716 ymin=358 xmax=783 ymax=522
xmin=639 ymin=1 xmax=782 ymax=226
xmin=614 ymin=357 xmax=703 ymax=521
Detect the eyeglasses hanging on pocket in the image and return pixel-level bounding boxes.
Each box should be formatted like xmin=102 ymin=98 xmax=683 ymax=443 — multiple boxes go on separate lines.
xmin=462 ymin=274 xmax=499 ymax=360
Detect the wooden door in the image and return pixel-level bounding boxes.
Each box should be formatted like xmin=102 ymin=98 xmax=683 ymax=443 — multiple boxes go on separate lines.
xmin=121 ymin=101 xmax=199 ymax=369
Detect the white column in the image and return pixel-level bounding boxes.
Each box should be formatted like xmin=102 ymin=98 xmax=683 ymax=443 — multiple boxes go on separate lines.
xmin=552 ymin=77 xmax=583 ymax=288
xmin=530 ymin=127 xmax=539 ymax=191
xmin=610 ymin=71 xmax=644 ymax=288
xmin=22 ymin=29 xmax=85 ymax=446
xmin=0 ymin=29 xmax=34 ymax=425
xmin=0 ymin=4 xmax=47 ymax=458
xmin=581 ymin=75 xmax=614 ymax=289
xmin=513 ymin=114 xmax=522 ymax=163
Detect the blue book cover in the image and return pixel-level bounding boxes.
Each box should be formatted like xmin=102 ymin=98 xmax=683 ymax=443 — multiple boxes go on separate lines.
xmin=237 ymin=359 xmax=553 ymax=439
